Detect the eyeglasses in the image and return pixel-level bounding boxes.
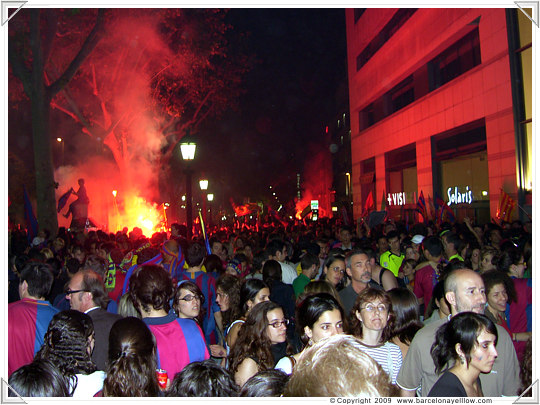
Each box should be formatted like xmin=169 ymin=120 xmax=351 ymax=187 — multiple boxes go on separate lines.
xmin=65 ymin=289 xmax=88 ymax=296
xmin=179 ymin=294 xmax=202 ymax=302
xmin=361 ymin=304 xmax=388 ymax=312
xmin=331 ymin=266 xmax=345 ymax=274
xmin=268 ymin=319 xmax=289 ymax=328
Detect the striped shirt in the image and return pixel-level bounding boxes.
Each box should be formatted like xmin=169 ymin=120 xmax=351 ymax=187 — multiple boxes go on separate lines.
xmin=356 ymin=341 xmax=403 ymax=384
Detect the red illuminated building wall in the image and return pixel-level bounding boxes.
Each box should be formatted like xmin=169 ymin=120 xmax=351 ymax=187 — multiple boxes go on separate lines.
xmin=346 ymin=8 xmax=532 ymax=224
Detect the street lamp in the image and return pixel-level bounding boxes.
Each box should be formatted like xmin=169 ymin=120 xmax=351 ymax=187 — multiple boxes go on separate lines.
xmin=199 ymin=179 xmax=209 ymax=227
xmin=180 ymin=140 xmax=197 ymax=240
xmin=57 ymin=137 xmax=64 ymax=166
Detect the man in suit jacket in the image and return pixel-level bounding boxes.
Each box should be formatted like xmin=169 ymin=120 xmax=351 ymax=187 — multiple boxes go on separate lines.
xmin=66 ymin=269 xmax=122 ymax=371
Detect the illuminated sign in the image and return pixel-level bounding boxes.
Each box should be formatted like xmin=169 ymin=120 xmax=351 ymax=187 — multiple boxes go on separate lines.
xmin=311 ymin=200 xmax=319 ymax=210
xmin=386 ymin=192 xmax=406 ymax=206
xmin=447 ymin=186 xmax=473 ymax=206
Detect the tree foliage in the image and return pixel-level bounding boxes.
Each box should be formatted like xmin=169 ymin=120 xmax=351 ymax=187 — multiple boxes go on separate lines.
xmin=9 ymin=8 xmax=253 ymax=233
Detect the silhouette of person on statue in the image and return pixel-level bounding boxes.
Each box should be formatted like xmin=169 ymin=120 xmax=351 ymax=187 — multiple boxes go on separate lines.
xmin=64 ymin=178 xmax=90 ymax=231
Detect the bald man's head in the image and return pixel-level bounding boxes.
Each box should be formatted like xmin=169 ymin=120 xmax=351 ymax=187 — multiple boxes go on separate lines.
xmin=444 ymin=269 xmax=486 ymax=315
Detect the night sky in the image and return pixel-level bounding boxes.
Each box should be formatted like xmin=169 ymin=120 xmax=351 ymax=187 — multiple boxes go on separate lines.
xmin=195 ymin=8 xmax=347 ymax=208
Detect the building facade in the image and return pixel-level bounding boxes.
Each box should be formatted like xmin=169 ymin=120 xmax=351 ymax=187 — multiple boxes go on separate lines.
xmin=346 ymin=8 xmax=532 ymax=224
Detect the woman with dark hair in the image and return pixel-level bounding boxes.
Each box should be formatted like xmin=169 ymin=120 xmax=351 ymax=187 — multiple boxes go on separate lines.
xmin=496 ymin=247 xmax=532 ymax=361
xmin=229 ymin=279 xmax=270 ymax=347
xmin=387 ymin=288 xmax=423 ymax=359
xmin=429 ymin=312 xmax=498 ymax=397
xmin=320 ymin=252 xmax=346 ymax=290
xmin=129 ymin=265 xmax=209 ymax=380
xmin=34 ymin=310 xmax=104 ymax=397
xmin=173 ymin=280 xmax=205 ymax=325
xmin=228 ymin=301 xmax=289 ymax=387
xmin=240 ymin=369 xmax=290 ymax=397
xmin=275 ymin=292 xmax=345 ymax=375
xmin=8 ymin=359 xmax=72 ymax=397
xmin=210 ymin=278 xmax=270 ymax=361
xmin=166 ymin=360 xmax=238 ymax=397
xmin=350 ymin=288 xmax=402 ymax=384
xmin=211 ymin=275 xmax=242 ymax=358
xmin=481 ymin=270 xmax=529 ymax=361
xmin=102 ymin=317 xmax=160 ymax=397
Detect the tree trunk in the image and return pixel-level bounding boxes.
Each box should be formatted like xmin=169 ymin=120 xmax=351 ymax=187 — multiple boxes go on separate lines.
xmin=31 ymin=90 xmax=58 ymax=235
xmin=29 ymin=9 xmax=58 ymax=236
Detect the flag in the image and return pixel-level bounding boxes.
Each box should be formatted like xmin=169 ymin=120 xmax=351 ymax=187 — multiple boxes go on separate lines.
xmin=57 ymin=188 xmax=72 ymax=213
xmin=23 ymin=185 xmax=38 ymax=243
xmin=380 ymin=189 xmax=386 ymax=211
xmin=198 ymin=209 xmax=212 ymax=255
xmin=416 ymin=190 xmax=428 ymax=222
xmin=496 ymin=189 xmax=516 ymax=222
xmin=435 ymin=193 xmax=455 ymax=223
xmin=362 ymin=190 xmax=374 ymax=218
xmin=230 ymin=198 xmax=252 ymax=216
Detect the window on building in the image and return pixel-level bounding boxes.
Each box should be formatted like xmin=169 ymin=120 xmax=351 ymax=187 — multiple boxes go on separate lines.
xmin=390 ymin=75 xmax=414 ymax=113
xmin=356 ymin=9 xmax=417 ymax=71
xmin=429 ymin=28 xmax=481 ymax=91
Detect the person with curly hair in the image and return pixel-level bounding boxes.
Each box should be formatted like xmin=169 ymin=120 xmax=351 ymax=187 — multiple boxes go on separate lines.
xmin=228 ymin=301 xmax=289 ymax=387
xmin=211 ymin=274 xmax=242 ymax=358
xmin=34 ymin=310 xmax=104 ymax=397
xmin=129 ymin=265 xmax=209 ymax=381
xmin=102 ymin=317 xmax=160 ymax=397
xmin=226 ymin=279 xmax=270 ymax=350
xmin=283 ymin=334 xmax=396 ymax=397
xmin=350 ymin=288 xmax=403 ymax=384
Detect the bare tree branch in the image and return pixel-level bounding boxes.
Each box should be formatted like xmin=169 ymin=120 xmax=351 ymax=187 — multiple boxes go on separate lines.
xmin=47 ymin=9 xmax=106 ymax=98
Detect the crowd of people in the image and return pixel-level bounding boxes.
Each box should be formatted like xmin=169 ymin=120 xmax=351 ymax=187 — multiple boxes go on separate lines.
xmin=7 ymin=215 xmax=532 ymax=397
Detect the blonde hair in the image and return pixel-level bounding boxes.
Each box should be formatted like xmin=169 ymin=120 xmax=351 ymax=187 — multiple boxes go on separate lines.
xmin=284 ymin=334 xmax=395 ymax=397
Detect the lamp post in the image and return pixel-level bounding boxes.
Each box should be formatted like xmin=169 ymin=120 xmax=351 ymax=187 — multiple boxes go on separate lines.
xmin=199 ymin=179 xmax=208 ymax=227
xmin=207 ymin=193 xmax=214 ymax=226
xmin=180 ymin=141 xmax=196 ymax=240
xmin=56 ymin=137 xmax=64 ymax=166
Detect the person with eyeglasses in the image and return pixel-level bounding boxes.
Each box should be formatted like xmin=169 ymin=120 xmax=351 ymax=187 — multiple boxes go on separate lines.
xmin=228 ymin=301 xmax=290 ymax=387
xmin=174 ymin=281 xmax=205 ymax=324
xmin=350 ymin=288 xmax=403 ymax=384
xmin=320 ymin=252 xmax=346 ymax=290
xmin=64 ymin=269 xmax=122 ymax=372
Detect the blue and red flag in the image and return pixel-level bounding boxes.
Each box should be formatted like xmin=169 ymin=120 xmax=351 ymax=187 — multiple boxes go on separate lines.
xmin=416 ymin=190 xmax=428 ymax=222
xmin=435 ymin=193 xmax=455 ymax=223
xmin=198 ymin=210 xmax=211 ymax=255
xmin=57 ymin=188 xmax=72 ymax=213
xmin=23 ymin=185 xmax=38 ymax=243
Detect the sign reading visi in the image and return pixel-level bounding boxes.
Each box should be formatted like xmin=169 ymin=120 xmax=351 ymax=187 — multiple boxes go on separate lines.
xmin=447 ymin=186 xmax=473 ymax=206
xmin=387 ymin=192 xmax=406 ymax=206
